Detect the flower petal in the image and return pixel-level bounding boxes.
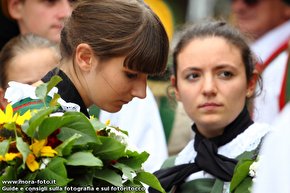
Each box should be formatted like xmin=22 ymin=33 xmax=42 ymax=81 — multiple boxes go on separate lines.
xmin=41 ymin=146 xmax=58 ymax=157
xmin=5 ymin=104 xmax=14 ymax=122
xmin=4 ymin=153 xmax=22 ymax=161
xmin=26 ymin=153 xmax=39 ymax=172
xmin=16 ymin=110 xmax=31 ymax=125
xmin=30 ymin=140 xmax=46 ymax=157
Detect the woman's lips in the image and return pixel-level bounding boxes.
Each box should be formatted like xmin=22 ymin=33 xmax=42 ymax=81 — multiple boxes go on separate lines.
xmin=198 ymin=102 xmax=223 ymax=110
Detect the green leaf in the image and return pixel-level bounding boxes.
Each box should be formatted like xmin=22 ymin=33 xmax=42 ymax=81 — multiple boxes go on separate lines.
xmin=236 ymin=150 xmax=256 ymax=160
xmin=118 ymin=151 xmax=149 ymax=170
xmin=89 ymin=116 xmax=106 ymax=131
xmin=57 ymin=112 xmax=101 ymax=145
xmin=37 ymin=157 xmax=70 ymax=187
xmin=0 ymin=166 xmax=17 ymax=183
xmin=37 ymin=116 xmax=62 ymax=139
xmin=90 ymin=136 xmax=126 ymax=160
xmin=16 ymin=136 xmax=30 ymax=168
xmin=66 ymin=152 xmax=103 ymax=167
xmin=113 ymin=162 xmax=135 ymax=182
xmin=55 ymin=134 xmax=81 ymax=156
xmin=67 ymin=166 xmax=95 ymax=186
xmin=230 ymin=159 xmax=254 ymax=192
xmin=21 ymin=106 xmax=58 ymax=138
xmin=135 ymin=171 xmax=165 ymax=193
xmin=123 ymin=180 xmax=146 ymax=193
xmin=3 ymin=122 xmax=16 ymax=130
xmin=50 ymin=93 xmax=61 ymax=107
xmin=94 ymin=169 xmax=123 ymax=187
xmin=46 ymin=76 xmax=62 ymax=94
xmin=35 ymin=83 xmax=49 ymax=100
xmin=0 ymin=139 xmax=10 ymax=156
xmin=35 ymin=75 xmax=62 ymax=100
xmin=233 ymin=176 xmax=252 ymax=193
xmin=17 ymin=172 xmax=38 ymax=190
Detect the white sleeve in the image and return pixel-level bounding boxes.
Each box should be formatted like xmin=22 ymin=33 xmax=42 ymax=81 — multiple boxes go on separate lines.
xmin=99 ymin=87 xmax=168 ymax=172
xmin=252 ymin=103 xmax=290 ymax=193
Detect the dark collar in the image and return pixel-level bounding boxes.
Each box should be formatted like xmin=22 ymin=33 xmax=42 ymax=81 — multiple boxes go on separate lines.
xmin=42 ymin=68 xmax=89 ymax=117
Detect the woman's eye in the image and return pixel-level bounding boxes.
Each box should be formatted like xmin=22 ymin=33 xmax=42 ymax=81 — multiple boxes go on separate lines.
xmin=186 ymin=73 xmax=199 ymax=80
xmin=219 ymin=71 xmax=233 ymax=78
xmin=126 ymin=73 xmax=138 ymax=79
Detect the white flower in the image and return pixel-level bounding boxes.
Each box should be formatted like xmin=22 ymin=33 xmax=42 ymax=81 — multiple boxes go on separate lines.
xmin=39 ymin=158 xmax=51 ymax=170
xmin=249 ymin=156 xmax=262 ymax=178
xmin=106 ymin=126 xmax=129 ymax=145
xmin=106 ymin=126 xmax=137 ymax=151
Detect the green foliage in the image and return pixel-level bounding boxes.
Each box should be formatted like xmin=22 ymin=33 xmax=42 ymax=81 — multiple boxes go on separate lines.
xmin=0 ymin=75 xmax=165 ymax=193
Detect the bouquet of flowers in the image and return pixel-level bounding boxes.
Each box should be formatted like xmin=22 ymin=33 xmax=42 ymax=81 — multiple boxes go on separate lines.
xmin=0 ymin=76 xmax=165 ymax=193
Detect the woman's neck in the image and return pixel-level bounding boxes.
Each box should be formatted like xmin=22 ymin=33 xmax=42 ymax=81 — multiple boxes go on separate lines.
xmin=60 ymin=62 xmax=91 ymax=108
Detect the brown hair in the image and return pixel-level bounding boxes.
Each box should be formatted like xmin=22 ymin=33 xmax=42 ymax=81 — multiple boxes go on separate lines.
xmin=0 ymin=33 xmax=59 ymax=88
xmin=60 ymin=0 xmax=169 ymax=75
xmin=1 ymin=0 xmax=11 ymax=19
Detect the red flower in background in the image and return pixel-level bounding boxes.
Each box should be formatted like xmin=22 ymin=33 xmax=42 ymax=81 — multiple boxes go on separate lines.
xmin=46 ymin=129 xmax=62 ymax=148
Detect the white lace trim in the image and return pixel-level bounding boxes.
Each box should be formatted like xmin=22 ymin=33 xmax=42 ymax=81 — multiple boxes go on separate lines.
xmin=175 ymin=122 xmax=271 ymax=180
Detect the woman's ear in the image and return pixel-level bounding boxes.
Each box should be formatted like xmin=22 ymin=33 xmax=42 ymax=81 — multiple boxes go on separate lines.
xmin=170 ymin=75 xmax=181 ymax=101
xmin=75 ymin=43 xmax=95 ymax=72
xmin=246 ymin=70 xmax=259 ymax=98
xmin=0 ymin=88 xmax=8 ymax=110
xmin=8 ymin=0 xmax=23 ymax=20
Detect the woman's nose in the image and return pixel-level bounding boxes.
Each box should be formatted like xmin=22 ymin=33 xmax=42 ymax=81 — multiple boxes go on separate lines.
xmin=202 ymin=76 xmax=217 ymax=96
xmin=131 ymin=79 xmax=147 ymax=99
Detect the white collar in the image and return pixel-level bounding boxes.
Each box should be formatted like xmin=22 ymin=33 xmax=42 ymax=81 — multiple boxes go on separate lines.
xmin=175 ymin=122 xmax=271 ymax=165
xmin=251 ymin=20 xmax=290 ymax=62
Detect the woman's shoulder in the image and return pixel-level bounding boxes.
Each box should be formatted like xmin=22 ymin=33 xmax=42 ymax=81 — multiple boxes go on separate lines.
xmin=219 ymin=122 xmax=271 ymax=158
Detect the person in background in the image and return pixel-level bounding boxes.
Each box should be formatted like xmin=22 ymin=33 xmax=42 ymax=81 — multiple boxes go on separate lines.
xmin=3 ymin=0 xmax=75 ymax=43
xmin=252 ymin=101 xmax=290 ymax=193
xmin=1 ymin=0 xmax=169 ymax=172
xmin=149 ymin=20 xmax=270 ymax=193
xmin=0 ymin=34 xmax=60 ymax=110
xmin=231 ymin=0 xmax=290 ymax=123
xmin=252 ymin=39 xmax=290 ymax=192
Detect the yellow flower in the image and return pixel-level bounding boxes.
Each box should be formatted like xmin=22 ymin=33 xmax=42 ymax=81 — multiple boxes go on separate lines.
xmin=26 ymin=139 xmax=58 ymax=172
xmin=0 ymin=153 xmax=22 ymax=162
xmin=40 ymin=146 xmax=58 ymax=157
xmin=30 ymin=139 xmax=57 ymax=158
xmin=0 ymin=104 xmax=31 ymax=125
xmin=26 ymin=153 xmax=39 ymax=172
xmin=30 ymin=139 xmax=47 ymax=157
xmin=4 ymin=152 xmax=22 ymax=161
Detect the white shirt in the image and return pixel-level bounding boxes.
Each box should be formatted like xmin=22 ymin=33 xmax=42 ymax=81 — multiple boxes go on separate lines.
xmin=99 ymin=87 xmax=168 ymax=172
xmin=252 ymin=103 xmax=290 ymax=193
xmin=252 ymin=20 xmax=290 ymax=124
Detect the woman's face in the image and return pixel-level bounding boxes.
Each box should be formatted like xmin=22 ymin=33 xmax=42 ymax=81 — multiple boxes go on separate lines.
xmin=173 ymin=37 xmax=253 ymax=138
xmin=7 ymin=48 xmax=58 ymax=84
xmin=82 ymin=56 xmax=147 ymax=113
xmin=9 ymin=0 xmax=73 ymax=43
xmin=0 ymin=47 xmax=58 ymax=110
